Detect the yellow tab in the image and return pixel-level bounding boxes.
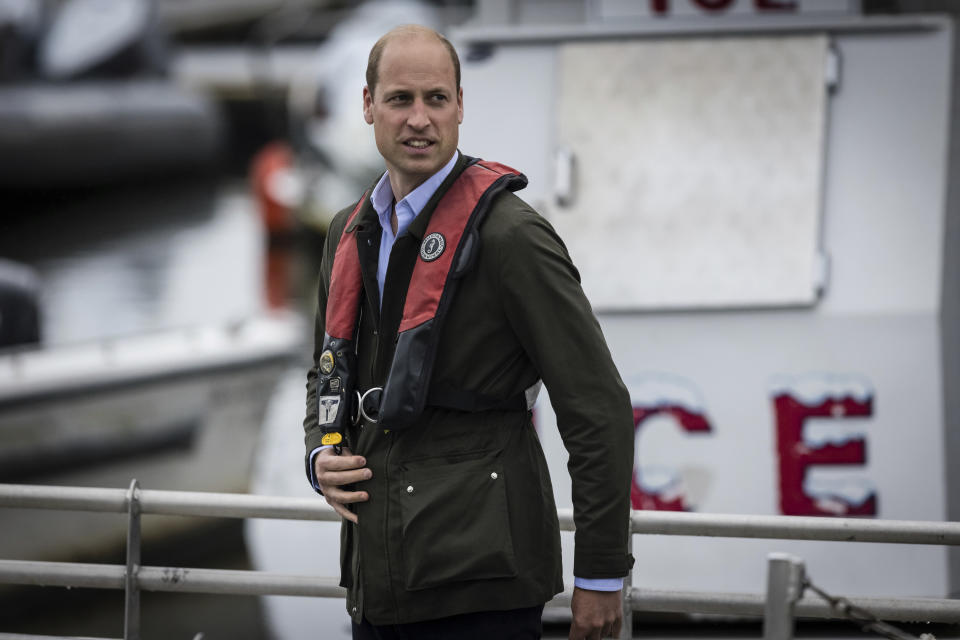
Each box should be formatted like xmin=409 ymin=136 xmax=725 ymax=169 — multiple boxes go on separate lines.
xmin=321 ymin=432 xmax=343 ymax=446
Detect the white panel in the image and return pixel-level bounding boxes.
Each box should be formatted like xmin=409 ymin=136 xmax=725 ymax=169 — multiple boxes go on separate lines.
xmin=817 ymin=31 xmax=951 ymax=316
xmin=458 ymin=45 xmax=556 ymax=210
xmin=550 ymin=36 xmax=829 ymax=310
xmin=455 ymin=16 xmax=953 ymax=601
xmin=538 ymin=311 xmax=948 ymax=597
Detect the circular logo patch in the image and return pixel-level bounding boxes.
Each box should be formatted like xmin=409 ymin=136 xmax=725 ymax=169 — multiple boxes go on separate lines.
xmin=420 ymin=232 xmax=446 ymax=262
xmin=319 ymin=350 xmax=335 ymax=375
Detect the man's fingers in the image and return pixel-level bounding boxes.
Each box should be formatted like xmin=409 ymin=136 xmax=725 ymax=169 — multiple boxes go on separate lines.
xmin=314 ymin=453 xmax=366 ymax=476
xmin=323 ymin=454 xmax=366 ymax=471
xmin=313 ymin=445 xmax=370 ymax=524
xmin=326 ymin=498 xmax=358 ymax=524
xmin=568 ymin=622 xmax=602 ymax=640
xmin=610 ymin=617 xmax=622 ymax=638
xmin=568 ymin=620 xmax=599 ymax=640
xmin=322 ymin=486 xmax=369 ymax=504
xmin=569 ymin=612 xmax=623 ymax=640
xmin=317 ymin=467 xmax=372 ymax=487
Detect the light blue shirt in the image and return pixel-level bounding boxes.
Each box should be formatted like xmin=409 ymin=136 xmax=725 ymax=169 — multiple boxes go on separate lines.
xmin=311 ymin=150 xmax=622 ymax=593
xmin=370 ymin=152 xmax=459 ymax=304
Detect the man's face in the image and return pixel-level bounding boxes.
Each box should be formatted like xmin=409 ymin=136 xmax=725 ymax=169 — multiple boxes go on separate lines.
xmin=363 ymin=35 xmax=463 ymax=196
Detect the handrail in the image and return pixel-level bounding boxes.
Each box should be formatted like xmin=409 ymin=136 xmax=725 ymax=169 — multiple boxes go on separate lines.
xmin=628 ymin=510 xmax=960 ymax=545
xmin=0 ymin=484 xmax=339 ymax=522
xmin=1 ymin=558 xmax=958 ymax=624
xmin=3 ymin=484 xmax=959 ymax=544
xmin=3 ymin=482 xmax=960 ymax=639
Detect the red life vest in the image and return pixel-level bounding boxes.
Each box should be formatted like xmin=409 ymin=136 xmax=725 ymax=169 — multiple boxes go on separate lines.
xmin=315 ymin=158 xmax=528 ymax=440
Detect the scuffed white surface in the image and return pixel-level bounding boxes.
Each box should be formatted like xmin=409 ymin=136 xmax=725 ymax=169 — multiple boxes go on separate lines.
xmin=458 ymin=17 xmax=952 ymax=600
xmin=769 ymin=373 xmax=874 ymax=404
xmin=804 ymin=471 xmax=875 ymax=508
xmin=635 ymin=465 xmax=680 ymax=493
xmin=627 ymin=372 xmax=706 ymax=411
xmin=549 ymin=35 xmax=828 ymax=310
xmin=802 ymin=418 xmax=867 ymax=449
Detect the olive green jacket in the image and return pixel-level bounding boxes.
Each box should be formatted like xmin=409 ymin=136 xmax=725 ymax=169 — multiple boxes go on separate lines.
xmin=303 ymin=153 xmax=634 ymax=625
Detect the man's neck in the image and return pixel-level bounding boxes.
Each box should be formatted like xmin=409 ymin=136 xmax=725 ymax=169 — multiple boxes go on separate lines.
xmin=388 ymin=175 xmax=421 ymax=204
xmin=386 ymin=153 xmax=458 ymax=203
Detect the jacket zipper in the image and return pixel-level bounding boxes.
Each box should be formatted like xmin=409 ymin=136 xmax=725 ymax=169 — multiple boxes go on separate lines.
xmin=383 ymin=430 xmax=400 ymax=618
xmin=371 ymin=305 xmax=400 ymax=618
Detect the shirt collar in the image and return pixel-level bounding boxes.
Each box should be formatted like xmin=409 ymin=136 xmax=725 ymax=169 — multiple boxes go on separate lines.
xmin=369 ymin=151 xmax=459 ymax=237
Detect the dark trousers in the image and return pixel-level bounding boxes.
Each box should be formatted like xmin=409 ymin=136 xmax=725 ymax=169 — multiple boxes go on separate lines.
xmin=352 ymin=605 xmax=544 ymax=640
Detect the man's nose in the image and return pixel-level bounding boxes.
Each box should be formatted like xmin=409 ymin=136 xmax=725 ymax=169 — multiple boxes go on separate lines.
xmin=407 ymin=99 xmax=430 ymax=129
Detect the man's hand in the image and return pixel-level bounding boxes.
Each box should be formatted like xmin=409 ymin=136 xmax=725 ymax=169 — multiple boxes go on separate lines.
xmin=569 ymin=587 xmax=623 ymax=640
xmin=313 ymin=447 xmax=371 ymax=523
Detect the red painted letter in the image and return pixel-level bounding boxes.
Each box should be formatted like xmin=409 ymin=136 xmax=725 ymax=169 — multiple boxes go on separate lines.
xmin=632 ymin=401 xmax=712 ymax=511
xmin=756 ymin=0 xmax=797 ymax=10
xmin=772 ymin=375 xmax=877 ymax=517
xmin=693 ymin=0 xmax=736 ymax=11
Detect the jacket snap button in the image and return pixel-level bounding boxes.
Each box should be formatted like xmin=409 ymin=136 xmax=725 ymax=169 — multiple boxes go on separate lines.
xmin=406 ymin=485 xmax=414 ymax=493
xmin=490 ymin=472 xmax=498 ymax=480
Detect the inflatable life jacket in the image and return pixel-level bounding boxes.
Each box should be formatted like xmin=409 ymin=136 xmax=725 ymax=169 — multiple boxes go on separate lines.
xmin=314 ymin=158 xmax=530 ymax=447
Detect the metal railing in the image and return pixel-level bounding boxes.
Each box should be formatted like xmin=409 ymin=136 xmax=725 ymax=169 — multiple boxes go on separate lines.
xmin=1 ymin=481 xmax=959 ymax=640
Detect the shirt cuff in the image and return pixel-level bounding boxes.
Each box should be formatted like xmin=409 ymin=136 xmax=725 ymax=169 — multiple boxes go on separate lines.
xmin=573 ymin=577 xmax=624 ymax=592
xmin=308 ymin=445 xmax=333 ymax=492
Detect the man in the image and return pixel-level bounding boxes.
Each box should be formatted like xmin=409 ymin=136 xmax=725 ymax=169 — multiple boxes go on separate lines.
xmin=304 ymin=24 xmax=635 ymax=640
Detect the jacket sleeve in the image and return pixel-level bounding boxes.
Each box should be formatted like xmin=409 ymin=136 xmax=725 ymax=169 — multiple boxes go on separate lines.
xmin=303 ymin=212 xmax=348 ymax=461
xmin=496 ymin=208 xmax=635 ymax=580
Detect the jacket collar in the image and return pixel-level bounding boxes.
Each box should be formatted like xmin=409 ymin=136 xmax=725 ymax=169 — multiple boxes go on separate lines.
xmin=346 ymin=192 xmax=379 ymax=234
xmin=406 ymin=152 xmax=474 ymax=242
xmin=346 ymin=152 xmax=475 ymax=238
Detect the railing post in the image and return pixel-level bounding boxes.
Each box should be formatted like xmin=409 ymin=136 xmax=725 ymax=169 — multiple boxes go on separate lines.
xmin=619 ymin=529 xmax=633 ymax=640
xmin=124 ymin=479 xmax=142 ymax=640
xmin=763 ymin=552 xmax=805 ymax=640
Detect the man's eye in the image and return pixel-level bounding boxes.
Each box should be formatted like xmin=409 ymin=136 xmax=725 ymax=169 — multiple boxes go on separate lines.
xmin=430 ymin=94 xmax=448 ymax=102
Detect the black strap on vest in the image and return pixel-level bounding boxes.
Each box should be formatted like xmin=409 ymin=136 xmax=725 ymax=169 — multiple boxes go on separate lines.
xmin=376 ymin=159 xmax=528 ymax=429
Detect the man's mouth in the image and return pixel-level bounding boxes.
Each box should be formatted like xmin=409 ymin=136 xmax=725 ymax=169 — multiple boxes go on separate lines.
xmin=404 ymin=139 xmax=434 ymax=149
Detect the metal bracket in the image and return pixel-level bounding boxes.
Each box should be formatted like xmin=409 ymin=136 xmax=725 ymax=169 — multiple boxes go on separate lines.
xmin=763 ymin=552 xmax=806 ymax=640
xmin=553 ymin=147 xmax=576 ymax=208
xmin=619 ymin=530 xmax=633 ymax=640
xmin=124 ymin=479 xmax=142 ymax=640
xmin=813 ymin=250 xmax=831 ymax=298
xmin=825 ymin=43 xmax=841 ymax=92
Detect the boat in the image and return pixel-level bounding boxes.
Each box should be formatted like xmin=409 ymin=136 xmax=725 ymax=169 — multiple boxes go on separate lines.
xmin=0 ymin=0 xmax=221 ymax=189
xmin=0 ymin=312 xmax=304 ymax=562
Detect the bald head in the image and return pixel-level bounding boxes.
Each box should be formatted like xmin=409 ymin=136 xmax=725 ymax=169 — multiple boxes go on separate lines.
xmin=365 ymin=24 xmax=461 ymax=98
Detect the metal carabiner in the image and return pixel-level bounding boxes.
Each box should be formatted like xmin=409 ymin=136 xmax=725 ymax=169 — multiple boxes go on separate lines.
xmin=358 ymin=387 xmax=384 ymax=424
xmin=351 ymin=389 xmax=362 ymax=427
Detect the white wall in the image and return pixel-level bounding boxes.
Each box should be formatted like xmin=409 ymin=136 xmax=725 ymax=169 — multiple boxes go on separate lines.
xmin=458 ymin=16 xmax=953 ymax=598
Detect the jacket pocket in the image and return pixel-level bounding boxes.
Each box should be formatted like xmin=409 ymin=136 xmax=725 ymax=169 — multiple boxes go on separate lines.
xmin=399 ymin=455 xmax=518 ymax=591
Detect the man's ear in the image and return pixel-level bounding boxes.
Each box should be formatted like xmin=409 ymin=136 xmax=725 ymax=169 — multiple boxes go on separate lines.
xmin=457 ymin=86 xmax=463 ymax=124
xmin=363 ymin=86 xmax=374 ymax=124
